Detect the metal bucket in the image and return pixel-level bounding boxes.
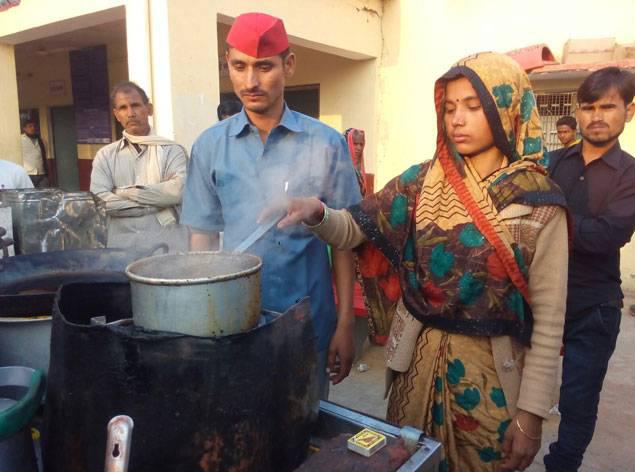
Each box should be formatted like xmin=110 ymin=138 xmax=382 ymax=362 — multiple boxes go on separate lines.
xmin=125 ymin=252 xmax=262 ymax=336
xmin=0 ymin=366 xmax=45 ymax=472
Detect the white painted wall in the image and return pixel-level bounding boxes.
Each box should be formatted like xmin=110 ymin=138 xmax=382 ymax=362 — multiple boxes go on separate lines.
xmin=0 ymin=44 xmax=20 ymax=164
xmin=378 ymin=0 xmax=635 ymax=187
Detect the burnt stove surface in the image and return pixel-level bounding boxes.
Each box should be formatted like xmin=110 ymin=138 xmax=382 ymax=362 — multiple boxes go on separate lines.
xmin=44 ymin=281 xmax=318 ymax=472
xmin=0 ymin=247 xmax=164 ymax=295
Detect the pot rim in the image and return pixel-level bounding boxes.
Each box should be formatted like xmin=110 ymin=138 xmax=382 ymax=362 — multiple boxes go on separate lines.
xmin=125 ymin=251 xmax=262 ymax=286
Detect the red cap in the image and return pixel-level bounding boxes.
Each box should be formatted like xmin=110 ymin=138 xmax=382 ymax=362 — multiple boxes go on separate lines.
xmin=226 ymin=12 xmax=289 ymax=58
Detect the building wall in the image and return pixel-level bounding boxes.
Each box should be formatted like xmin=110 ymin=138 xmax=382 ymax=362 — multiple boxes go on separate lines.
xmin=14 ymin=32 xmax=128 ymax=187
xmin=377 ymin=0 xmax=635 ymax=188
xmin=159 ymin=0 xmax=382 ymax=155
xmin=0 ymin=0 xmax=125 ymax=40
xmin=0 ymin=44 xmax=20 ymax=164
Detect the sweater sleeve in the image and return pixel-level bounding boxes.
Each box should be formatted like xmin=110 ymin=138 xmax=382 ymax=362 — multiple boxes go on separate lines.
xmin=516 ymin=207 xmax=568 ymax=418
xmin=90 ymin=149 xmax=146 ymax=214
xmin=309 ymin=207 xmax=367 ymax=250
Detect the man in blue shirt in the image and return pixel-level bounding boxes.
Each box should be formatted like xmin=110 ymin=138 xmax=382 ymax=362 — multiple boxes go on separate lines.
xmin=181 ymin=12 xmax=362 ymax=398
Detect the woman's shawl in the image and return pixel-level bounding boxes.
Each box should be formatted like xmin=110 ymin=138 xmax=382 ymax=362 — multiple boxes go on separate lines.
xmin=350 ymin=52 xmax=566 ymax=345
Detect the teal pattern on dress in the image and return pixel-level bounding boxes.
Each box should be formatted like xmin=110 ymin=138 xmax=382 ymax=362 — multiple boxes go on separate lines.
xmin=446 ymin=358 xmax=465 ymax=385
xmin=539 ymin=147 xmax=551 ymax=168
xmin=432 ymin=401 xmax=444 ymax=425
xmin=458 ymin=272 xmax=484 ymax=305
xmin=435 ymin=376 xmax=443 ymax=393
xmin=407 ymin=271 xmax=419 ymax=289
xmin=520 ymin=89 xmax=536 ymax=123
xmin=400 ymin=164 xmax=420 ymax=184
xmin=506 ymin=131 xmax=522 ymax=162
xmin=478 ymin=447 xmax=502 ymax=462
xmin=389 ymin=194 xmax=408 ymax=227
xmin=459 ymin=223 xmax=485 ymax=247
xmin=430 ymin=243 xmax=455 ymax=278
xmin=523 ymin=136 xmax=542 ymax=155
xmin=404 ymin=237 xmax=415 ymax=262
xmin=455 ymin=387 xmax=481 ymax=411
xmin=505 ymin=289 xmax=525 ymax=321
xmin=512 ymin=245 xmax=528 ymax=277
xmin=490 ymin=387 xmax=507 ymax=408
xmin=497 ymin=419 xmax=511 ymax=443
xmin=492 ymin=84 xmax=513 ymax=108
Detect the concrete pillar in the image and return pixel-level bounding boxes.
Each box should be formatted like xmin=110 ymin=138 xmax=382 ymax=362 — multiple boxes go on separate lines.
xmin=125 ymin=0 xmax=152 ymax=93
xmin=124 ymin=0 xmax=153 ymax=118
xmin=124 ymin=0 xmax=219 ymax=149
xmin=164 ymin=0 xmax=219 ymax=149
xmin=0 ymin=44 xmax=22 ymax=164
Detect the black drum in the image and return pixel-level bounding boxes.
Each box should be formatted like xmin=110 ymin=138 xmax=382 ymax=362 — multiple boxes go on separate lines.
xmin=44 ymin=281 xmax=318 ymax=472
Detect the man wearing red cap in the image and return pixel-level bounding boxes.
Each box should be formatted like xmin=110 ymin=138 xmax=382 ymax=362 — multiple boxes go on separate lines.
xmin=182 ymin=13 xmax=362 ymax=398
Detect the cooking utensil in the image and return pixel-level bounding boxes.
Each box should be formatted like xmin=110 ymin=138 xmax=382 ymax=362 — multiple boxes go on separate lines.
xmin=125 ymin=252 xmax=262 ymax=336
xmin=233 ymin=211 xmax=284 ymax=253
xmin=104 ymin=415 xmax=134 ymax=472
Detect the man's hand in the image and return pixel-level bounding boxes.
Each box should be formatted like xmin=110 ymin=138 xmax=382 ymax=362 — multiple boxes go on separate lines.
xmin=113 ymin=186 xmax=135 ymax=200
xmin=500 ymin=410 xmax=542 ymax=471
xmin=327 ymin=319 xmax=355 ymax=385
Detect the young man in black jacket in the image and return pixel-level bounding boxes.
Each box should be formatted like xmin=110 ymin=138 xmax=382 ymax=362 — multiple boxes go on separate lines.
xmin=544 ymin=67 xmax=635 ymax=471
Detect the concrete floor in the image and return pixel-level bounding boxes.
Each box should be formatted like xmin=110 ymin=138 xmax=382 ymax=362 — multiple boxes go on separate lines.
xmin=330 ymin=298 xmax=635 ymax=471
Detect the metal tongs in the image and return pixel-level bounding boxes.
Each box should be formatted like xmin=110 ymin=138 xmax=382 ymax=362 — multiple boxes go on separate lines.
xmin=105 ymin=415 xmax=134 ymax=472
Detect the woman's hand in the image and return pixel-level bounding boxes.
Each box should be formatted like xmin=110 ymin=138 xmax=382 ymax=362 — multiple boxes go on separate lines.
xmin=327 ymin=317 xmax=355 ymax=385
xmin=273 ymin=197 xmax=324 ymax=228
xmin=500 ymin=409 xmax=542 ymax=471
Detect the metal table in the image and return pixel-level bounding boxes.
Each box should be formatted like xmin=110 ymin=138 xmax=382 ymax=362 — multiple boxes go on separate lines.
xmin=314 ymin=401 xmax=443 ymax=471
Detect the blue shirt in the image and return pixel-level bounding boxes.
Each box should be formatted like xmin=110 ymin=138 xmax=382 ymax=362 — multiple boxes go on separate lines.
xmin=181 ymin=106 xmax=362 ymax=349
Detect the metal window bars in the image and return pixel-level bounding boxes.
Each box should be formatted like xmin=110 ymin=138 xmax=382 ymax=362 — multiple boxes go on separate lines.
xmin=536 ymin=91 xmax=578 ymax=151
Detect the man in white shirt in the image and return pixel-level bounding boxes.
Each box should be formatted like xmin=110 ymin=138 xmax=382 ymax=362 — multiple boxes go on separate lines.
xmin=0 ymin=159 xmax=34 ymax=190
xmin=20 ymin=119 xmax=49 ymax=188
xmin=90 ymin=81 xmax=188 ymax=251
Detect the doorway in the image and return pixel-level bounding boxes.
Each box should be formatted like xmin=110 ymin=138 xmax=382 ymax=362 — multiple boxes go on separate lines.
xmin=50 ymin=106 xmax=80 ymax=191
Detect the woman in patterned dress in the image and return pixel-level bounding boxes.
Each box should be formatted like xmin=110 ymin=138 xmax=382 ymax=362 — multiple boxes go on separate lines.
xmin=276 ymin=52 xmax=569 ymax=472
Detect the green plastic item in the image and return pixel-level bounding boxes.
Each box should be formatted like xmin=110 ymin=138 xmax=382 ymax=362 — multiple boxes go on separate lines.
xmin=0 ymin=367 xmax=45 ymax=440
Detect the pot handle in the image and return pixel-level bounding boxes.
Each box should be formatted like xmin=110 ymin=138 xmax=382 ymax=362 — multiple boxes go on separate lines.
xmin=104 ymin=415 xmax=134 ymax=472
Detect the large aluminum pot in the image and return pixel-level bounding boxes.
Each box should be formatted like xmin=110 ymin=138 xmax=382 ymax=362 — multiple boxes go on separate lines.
xmin=125 ymin=252 xmax=262 ymax=336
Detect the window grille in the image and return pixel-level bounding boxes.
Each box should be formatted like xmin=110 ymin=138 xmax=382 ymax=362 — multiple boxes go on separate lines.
xmin=535 ymin=91 xmax=577 ymax=151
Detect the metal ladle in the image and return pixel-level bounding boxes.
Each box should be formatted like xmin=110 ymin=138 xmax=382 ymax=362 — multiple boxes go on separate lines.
xmin=233 ymin=211 xmax=284 ymax=254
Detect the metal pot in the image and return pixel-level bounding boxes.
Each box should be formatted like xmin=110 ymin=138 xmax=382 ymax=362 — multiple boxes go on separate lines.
xmin=125 ymin=252 xmax=262 ymax=336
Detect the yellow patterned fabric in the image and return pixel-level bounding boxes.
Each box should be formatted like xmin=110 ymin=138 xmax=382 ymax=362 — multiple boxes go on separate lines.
xmin=350 ymin=52 xmax=566 ymax=345
xmin=347 ymin=52 xmax=568 ymax=472
xmin=388 ymin=328 xmax=512 ymax=472
xmin=418 ymin=51 xmax=548 ymax=304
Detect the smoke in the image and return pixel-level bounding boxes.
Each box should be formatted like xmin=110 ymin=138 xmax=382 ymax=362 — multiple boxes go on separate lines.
xmin=213 ymin=131 xmax=360 ymax=254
